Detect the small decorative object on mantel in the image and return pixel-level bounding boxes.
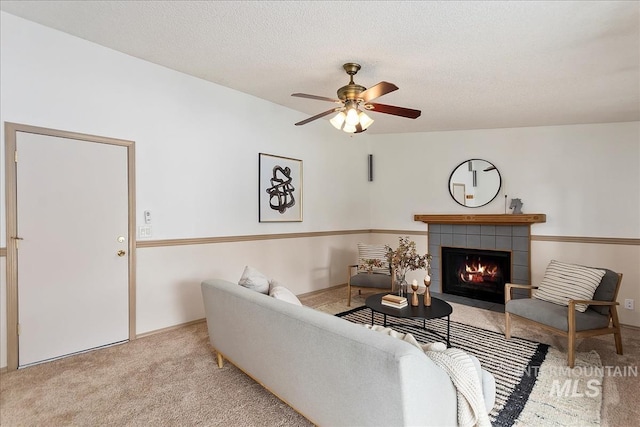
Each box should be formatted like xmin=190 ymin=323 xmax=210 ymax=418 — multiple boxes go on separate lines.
xmin=423 ymin=274 xmax=432 ymax=306
xmin=411 ymin=280 xmax=419 ymax=306
xmin=509 ymin=198 xmax=523 ymax=214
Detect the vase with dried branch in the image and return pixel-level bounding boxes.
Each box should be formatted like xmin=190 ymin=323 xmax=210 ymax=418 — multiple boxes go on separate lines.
xmin=385 ymin=236 xmax=432 ymax=297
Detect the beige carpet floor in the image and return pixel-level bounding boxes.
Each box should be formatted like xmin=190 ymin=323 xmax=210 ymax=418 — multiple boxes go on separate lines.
xmin=1 ymin=285 xmax=638 ymax=426
xmin=0 ymin=321 xmax=311 ymax=427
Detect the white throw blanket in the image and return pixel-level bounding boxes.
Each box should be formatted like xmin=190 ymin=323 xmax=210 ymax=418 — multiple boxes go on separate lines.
xmin=364 ymin=325 xmax=490 ymax=427
xmin=425 ymin=348 xmax=490 ymax=427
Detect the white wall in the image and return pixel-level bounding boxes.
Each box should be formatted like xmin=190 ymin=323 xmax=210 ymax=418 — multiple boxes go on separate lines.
xmin=368 ymin=122 xmax=640 ymax=236
xmin=136 ymin=233 xmax=369 ymax=334
xmin=0 ymin=12 xmax=373 ymax=368
xmin=368 ymin=122 xmax=640 ymax=326
xmin=0 ymin=12 xmax=373 ymax=244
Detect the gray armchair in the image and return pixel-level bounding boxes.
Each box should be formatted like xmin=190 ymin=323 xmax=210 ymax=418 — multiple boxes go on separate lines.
xmin=347 ymin=243 xmax=394 ymax=306
xmin=505 ymin=267 xmax=623 ymax=368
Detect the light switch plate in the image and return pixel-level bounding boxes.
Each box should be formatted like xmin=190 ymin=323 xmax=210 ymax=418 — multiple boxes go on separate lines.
xmin=137 ymin=225 xmax=152 ymax=239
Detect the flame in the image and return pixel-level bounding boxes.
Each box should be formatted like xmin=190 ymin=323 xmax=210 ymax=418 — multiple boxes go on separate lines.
xmin=460 ymin=260 xmax=500 ymax=283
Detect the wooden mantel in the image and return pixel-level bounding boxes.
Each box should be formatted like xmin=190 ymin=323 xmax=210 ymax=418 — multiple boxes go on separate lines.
xmin=414 ymin=214 xmax=546 ymax=225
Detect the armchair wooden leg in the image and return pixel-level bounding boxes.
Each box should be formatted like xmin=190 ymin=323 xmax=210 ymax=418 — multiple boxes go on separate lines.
xmin=568 ymin=308 xmax=576 ymax=368
xmin=346 ymin=265 xmax=352 ymax=307
xmin=567 ymin=336 xmax=575 ymax=368
xmin=505 ymin=312 xmax=511 ymax=340
xmin=216 ymin=352 xmax=224 ymax=368
xmin=611 ymin=307 xmax=624 ymax=355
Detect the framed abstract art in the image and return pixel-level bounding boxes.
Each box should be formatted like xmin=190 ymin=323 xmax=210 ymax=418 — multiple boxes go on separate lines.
xmin=258 ymin=153 xmax=303 ymax=222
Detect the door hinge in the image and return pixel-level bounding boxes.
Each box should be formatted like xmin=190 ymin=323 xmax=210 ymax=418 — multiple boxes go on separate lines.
xmin=17 ymin=323 xmax=21 ymax=336
xmin=14 ymin=150 xmax=18 ymax=163
xmin=12 ymin=236 xmax=24 ymax=249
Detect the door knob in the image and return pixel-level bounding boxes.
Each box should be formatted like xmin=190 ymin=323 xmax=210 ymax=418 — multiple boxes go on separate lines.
xmin=117 ymin=250 xmax=126 ymax=257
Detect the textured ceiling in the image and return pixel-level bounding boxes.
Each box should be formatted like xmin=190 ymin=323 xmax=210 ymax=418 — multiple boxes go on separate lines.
xmin=1 ymin=1 xmax=639 ymax=134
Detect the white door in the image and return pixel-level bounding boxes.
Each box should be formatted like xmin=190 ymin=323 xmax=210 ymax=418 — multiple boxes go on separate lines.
xmin=16 ymin=131 xmax=130 ymax=367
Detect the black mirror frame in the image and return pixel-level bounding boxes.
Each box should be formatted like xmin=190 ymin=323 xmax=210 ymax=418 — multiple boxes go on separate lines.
xmin=448 ymin=159 xmax=502 ymax=208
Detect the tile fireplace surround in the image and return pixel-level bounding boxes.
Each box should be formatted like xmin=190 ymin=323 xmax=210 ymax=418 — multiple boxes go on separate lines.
xmin=414 ymin=214 xmax=546 ymax=300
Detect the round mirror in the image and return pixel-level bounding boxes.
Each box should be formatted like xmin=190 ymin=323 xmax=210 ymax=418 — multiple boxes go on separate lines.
xmin=448 ymin=159 xmax=501 ymax=207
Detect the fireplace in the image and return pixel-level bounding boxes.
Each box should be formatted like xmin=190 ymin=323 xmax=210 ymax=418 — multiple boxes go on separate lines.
xmin=441 ymin=246 xmax=511 ymax=304
xmin=415 ymin=215 xmax=546 ymax=305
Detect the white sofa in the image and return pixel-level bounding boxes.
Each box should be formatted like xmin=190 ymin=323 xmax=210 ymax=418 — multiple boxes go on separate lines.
xmin=201 ymin=278 xmax=495 ymax=426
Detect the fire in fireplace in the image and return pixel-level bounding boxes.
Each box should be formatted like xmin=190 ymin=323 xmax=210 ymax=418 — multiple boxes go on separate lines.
xmin=441 ymin=246 xmax=511 ymax=304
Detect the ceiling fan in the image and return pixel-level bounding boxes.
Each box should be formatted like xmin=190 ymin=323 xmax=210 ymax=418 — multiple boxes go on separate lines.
xmin=292 ymin=63 xmax=421 ymax=133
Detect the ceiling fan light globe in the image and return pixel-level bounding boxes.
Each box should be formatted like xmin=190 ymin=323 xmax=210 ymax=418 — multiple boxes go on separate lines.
xmin=342 ymin=124 xmax=357 ymax=133
xmin=358 ymin=111 xmax=374 ymax=130
xmin=345 ymin=108 xmax=360 ymax=126
xmin=330 ymin=112 xmax=346 ymax=130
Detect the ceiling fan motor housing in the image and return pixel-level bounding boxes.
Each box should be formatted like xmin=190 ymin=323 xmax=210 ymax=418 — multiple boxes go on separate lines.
xmin=337 ymin=62 xmax=366 ymax=101
xmin=337 ymin=84 xmax=366 ymax=101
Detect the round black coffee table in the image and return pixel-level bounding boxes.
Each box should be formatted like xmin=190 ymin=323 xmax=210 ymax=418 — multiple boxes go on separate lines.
xmin=365 ymin=293 xmax=452 ymax=347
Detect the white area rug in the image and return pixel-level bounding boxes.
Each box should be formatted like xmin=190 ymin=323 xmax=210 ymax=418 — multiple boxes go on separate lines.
xmin=514 ymin=348 xmax=602 ymax=426
xmin=337 ymin=306 xmax=603 ymax=427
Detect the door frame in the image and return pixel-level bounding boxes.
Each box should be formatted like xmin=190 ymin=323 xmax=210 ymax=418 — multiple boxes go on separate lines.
xmin=4 ymin=122 xmax=136 ymax=371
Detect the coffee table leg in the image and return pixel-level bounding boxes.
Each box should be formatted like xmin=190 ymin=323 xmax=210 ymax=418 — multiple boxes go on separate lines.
xmin=383 ymin=314 xmax=387 ymax=327
xmin=371 ymin=309 xmax=374 ymax=325
xmin=447 ymin=315 xmax=451 ymax=348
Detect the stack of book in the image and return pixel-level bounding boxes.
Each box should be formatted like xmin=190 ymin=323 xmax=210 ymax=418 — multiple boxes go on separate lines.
xmin=381 ymin=294 xmax=408 ymax=308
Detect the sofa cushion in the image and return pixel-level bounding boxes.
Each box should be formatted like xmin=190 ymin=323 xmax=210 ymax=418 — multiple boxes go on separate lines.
xmin=238 ymin=265 xmax=270 ymax=294
xmin=350 ymin=272 xmax=393 ymax=289
xmin=506 ymin=298 xmax=610 ymax=332
xmin=357 ymin=243 xmax=390 ymax=275
xmin=269 ymin=285 xmax=302 ymax=306
xmin=534 ymin=260 xmax=605 ymax=312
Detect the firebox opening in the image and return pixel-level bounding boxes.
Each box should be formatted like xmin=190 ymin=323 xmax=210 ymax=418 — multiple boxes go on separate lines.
xmin=441 ymin=246 xmax=511 ymax=304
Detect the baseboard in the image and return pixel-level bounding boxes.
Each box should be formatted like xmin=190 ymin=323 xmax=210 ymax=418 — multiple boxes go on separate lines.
xmin=297 ymin=283 xmax=346 ymax=298
xmin=136 ymin=318 xmax=206 ymax=339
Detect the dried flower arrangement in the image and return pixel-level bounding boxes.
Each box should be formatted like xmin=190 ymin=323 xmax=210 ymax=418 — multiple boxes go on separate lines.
xmin=385 ymin=236 xmax=432 ymax=279
xmin=359 ymin=258 xmax=384 ymax=273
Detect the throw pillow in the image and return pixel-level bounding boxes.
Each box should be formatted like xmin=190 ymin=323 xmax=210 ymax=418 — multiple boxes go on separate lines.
xmin=268 ymin=279 xmax=281 ymax=294
xmin=534 ymin=260 xmax=606 ymax=312
xmin=238 ymin=265 xmax=270 ymax=294
xmin=269 ymin=285 xmax=302 ymax=306
xmin=357 ymin=243 xmax=390 ymax=275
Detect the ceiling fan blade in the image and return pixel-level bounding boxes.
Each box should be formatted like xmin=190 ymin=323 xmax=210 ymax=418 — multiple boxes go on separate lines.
xmin=366 ymin=102 xmax=421 ymax=119
xmin=292 ymin=93 xmax=342 ymax=103
xmin=294 ymin=108 xmax=341 ymax=126
xmin=358 ymin=81 xmax=399 ymax=103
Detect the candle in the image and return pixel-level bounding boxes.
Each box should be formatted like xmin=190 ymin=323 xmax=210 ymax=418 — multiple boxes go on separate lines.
xmin=412 ymin=279 xmax=418 ymax=286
